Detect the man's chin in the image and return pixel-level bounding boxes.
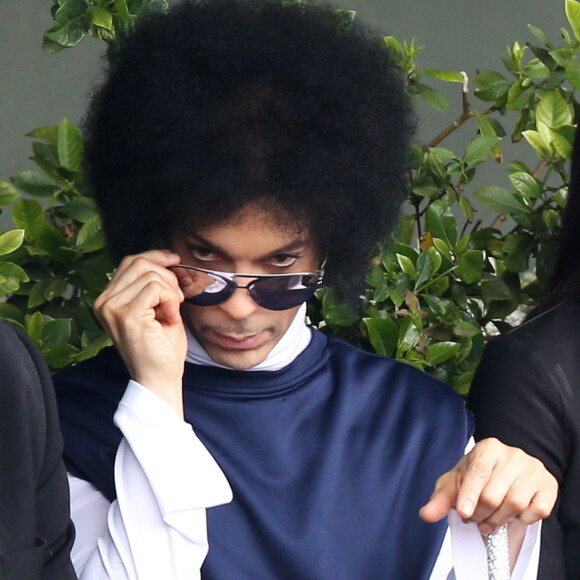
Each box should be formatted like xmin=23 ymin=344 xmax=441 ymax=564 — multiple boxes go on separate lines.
xmin=205 ymin=345 xmax=270 ymax=370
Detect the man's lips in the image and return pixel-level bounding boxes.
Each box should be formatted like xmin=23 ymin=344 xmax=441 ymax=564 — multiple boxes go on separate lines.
xmin=210 ymin=330 xmax=264 ymax=350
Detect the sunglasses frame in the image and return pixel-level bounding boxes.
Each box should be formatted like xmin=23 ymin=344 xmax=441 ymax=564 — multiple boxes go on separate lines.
xmin=169 ymin=263 xmax=324 ymax=310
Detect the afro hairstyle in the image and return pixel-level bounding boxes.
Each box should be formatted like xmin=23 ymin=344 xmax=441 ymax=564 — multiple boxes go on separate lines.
xmin=83 ymin=0 xmax=416 ymax=302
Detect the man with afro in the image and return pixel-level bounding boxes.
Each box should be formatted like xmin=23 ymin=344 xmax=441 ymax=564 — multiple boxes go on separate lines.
xmin=54 ymin=1 xmax=555 ymax=578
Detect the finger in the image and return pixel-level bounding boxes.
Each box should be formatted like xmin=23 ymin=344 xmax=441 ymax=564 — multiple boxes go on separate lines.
xmin=96 ymin=264 xmax=184 ymax=323
xmin=117 ymin=250 xmax=182 ymax=273
xmin=419 ymin=470 xmax=459 ymax=523
xmin=97 ymin=276 xmax=183 ymax=342
xmin=108 ymin=255 xmax=183 ymax=296
xmin=514 ymin=472 xmax=558 ymax=525
xmin=473 ymin=465 xmax=545 ymax=532
xmin=113 ymin=280 xmax=185 ymax=346
xmin=454 ymin=446 xmax=499 ymax=520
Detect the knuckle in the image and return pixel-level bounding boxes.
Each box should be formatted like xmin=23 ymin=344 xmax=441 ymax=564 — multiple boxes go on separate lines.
xmin=531 ymin=501 xmax=552 ymax=519
xmin=477 ymin=489 xmax=500 ymax=510
xmin=503 ymin=492 xmax=529 ymax=513
xmin=468 ymin=459 xmax=492 ymax=480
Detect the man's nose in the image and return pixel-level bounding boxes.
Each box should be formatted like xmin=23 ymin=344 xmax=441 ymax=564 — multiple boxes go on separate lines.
xmin=218 ymin=284 xmax=260 ymax=319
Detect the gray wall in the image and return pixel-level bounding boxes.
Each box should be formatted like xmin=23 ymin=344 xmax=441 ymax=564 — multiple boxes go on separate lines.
xmin=0 ymin=0 xmax=568 ymax=209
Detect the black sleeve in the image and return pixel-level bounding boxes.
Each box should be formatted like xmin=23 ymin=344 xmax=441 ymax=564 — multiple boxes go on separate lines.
xmin=0 ymin=322 xmax=76 ymax=580
xmin=467 ymin=335 xmax=568 ymax=484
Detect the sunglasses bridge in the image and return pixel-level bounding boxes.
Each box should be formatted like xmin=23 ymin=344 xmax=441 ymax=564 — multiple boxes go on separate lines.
xmin=169 ymin=265 xmax=323 ymax=311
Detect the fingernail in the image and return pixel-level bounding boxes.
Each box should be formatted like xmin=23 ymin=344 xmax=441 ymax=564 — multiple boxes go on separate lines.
xmin=460 ymin=499 xmax=474 ymax=517
xmin=479 ymin=524 xmax=494 ymax=535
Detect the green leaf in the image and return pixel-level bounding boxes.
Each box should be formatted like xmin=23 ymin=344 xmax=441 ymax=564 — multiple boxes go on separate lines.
xmin=25 ymin=312 xmax=46 ymax=343
xmin=76 ymin=331 xmax=112 ymax=362
xmin=0 ymin=262 xmax=29 ymax=296
xmin=60 ymin=196 xmax=98 ymax=222
xmin=550 ymin=128 xmax=574 ymax=160
xmin=474 ymin=71 xmax=511 ymax=102
xmin=482 ymin=277 xmax=513 ymax=301
xmin=31 ymin=142 xmax=62 ymax=180
xmin=527 ymin=24 xmax=553 ymax=47
xmin=88 ymin=5 xmax=114 ymax=29
xmin=397 ymin=317 xmax=421 ymax=353
xmin=425 ymin=200 xmax=457 ymax=249
xmin=11 ymin=171 xmax=58 ymax=198
xmin=44 ymin=0 xmax=88 ymax=48
xmin=393 ymin=214 xmax=415 ymax=246
xmin=43 ymin=318 xmax=72 ymax=348
xmin=364 ymin=317 xmax=398 ymax=357
xmin=474 ymin=185 xmax=528 ymax=216
xmin=44 ymin=343 xmax=78 ymax=369
xmin=566 ymin=0 xmax=580 ymax=41
xmin=0 ymin=182 xmax=19 ymax=206
xmin=45 ymin=278 xmax=69 ymax=301
xmin=0 ymin=303 xmax=25 ymax=326
xmin=429 ymin=147 xmax=457 ymax=160
xmin=26 ymin=125 xmax=59 ymax=144
xmin=504 ymin=232 xmax=535 ymax=272
xmin=321 ymin=290 xmax=359 ymax=327
xmin=464 ymin=136 xmax=501 ymax=166
xmin=76 ymin=215 xmax=106 ymax=252
xmin=414 ymin=82 xmax=448 ymax=111
xmin=58 ymin=118 xmax=84 ymax=170
xmin=475 ymin=112 xmax=499 ymax=137
xmin=114 ymin=0 xmax=131 ymax=19
xmin=508 ymin=171 xmax=542 ymax=198
xmin=458 ymin=250 xmax=484 ymax=284
xmin=28 ymin=279 xmax=53 ymax=309
xmin=506 ymin=79 xmax=535 ymax=111
xmin=419 ymin=69 xmax=465 ymax=82
xmin=396 ymin=254 xmax=416 ymax=279
xmin=411 ymin=175 xmax=440 ymax=198
xmin=12 ymin=199 xmax=45 ymax=238
xmin=453 ymin=319 xmax=480 ymax=337
xmin=565 ymin=60 xmax=580 ymax=90
xmin=522 ymin=130 xmax=552 ymax=158
xmin=432 ymin=238 xmax=452 ymax=258
xmin=458 ymin=194 xmax=474 ymax=221
xmin=414 ymin=251 xmax=435 ymax=290
xmin=0 ymin=230 xmax=25 ymax=256
xmin=537 ymin=90 xmax=573 ymax=129
xmin=427 ymin=341 xmax=461 ymax=365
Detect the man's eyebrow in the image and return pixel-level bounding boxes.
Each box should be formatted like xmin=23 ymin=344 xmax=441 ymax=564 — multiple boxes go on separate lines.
xmin=186 ymin=233 xmax=311 ymax=259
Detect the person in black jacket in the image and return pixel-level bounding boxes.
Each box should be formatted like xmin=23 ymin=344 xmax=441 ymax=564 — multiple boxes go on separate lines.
xmin=0 ymin=321 xmax=76 ymax=580
xmin=468 ymin=129 xmax=580 ymax=579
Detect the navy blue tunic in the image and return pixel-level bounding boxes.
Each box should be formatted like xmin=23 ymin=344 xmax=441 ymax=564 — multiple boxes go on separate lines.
xmin=55 ymin=330 xmax=472 ymax=579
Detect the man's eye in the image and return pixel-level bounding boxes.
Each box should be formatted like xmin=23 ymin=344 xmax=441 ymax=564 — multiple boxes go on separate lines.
xmin=189 ymin=246 xmax=217 ymax=262
xmin=270 ymin=254 xmax=298 ymax=267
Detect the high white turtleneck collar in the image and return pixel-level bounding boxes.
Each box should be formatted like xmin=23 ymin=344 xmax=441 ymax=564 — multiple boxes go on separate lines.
xmin=185 ymin=303 xmax=312 ymax=371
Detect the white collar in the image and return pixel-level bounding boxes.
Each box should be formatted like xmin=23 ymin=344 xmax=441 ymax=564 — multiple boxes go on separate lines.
xmin=185 ymin=303 xmax=312 ymax=371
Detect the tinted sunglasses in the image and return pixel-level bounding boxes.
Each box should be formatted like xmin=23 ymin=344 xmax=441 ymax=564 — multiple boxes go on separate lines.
xmin=169 ymin=264 xmax=324 ymax=311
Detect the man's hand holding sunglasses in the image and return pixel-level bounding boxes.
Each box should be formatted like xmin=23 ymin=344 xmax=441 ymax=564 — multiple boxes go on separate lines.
xmin=94 ymin=250 xmax=189 ymax=417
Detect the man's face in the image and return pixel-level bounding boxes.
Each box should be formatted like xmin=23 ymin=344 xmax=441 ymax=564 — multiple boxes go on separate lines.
xmin=169 ymin=206 xmax=319 ymax=370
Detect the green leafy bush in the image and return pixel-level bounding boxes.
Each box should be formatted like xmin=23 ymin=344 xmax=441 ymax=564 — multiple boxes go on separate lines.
xmin=310 ymin=0 xmax=580 ymax=393
xmin=0 ymin=0 xmax=579 ymax=393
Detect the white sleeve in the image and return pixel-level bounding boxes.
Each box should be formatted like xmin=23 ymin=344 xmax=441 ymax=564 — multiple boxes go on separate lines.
xmin=429 ymin=439 xmax=542 ymax=580
xmin=70 ymin=380 xmax=233 ymax=580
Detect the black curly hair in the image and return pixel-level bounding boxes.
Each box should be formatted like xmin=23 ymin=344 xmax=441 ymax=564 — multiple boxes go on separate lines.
xmin=84 ymin=0 xmax=415 ymax=301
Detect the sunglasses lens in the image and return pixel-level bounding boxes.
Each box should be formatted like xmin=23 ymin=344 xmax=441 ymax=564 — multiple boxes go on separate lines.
xmin=250 ymin=275 xmax=319 ymax=310
xmin=172 ymin=266 xmax=235 ymax=306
